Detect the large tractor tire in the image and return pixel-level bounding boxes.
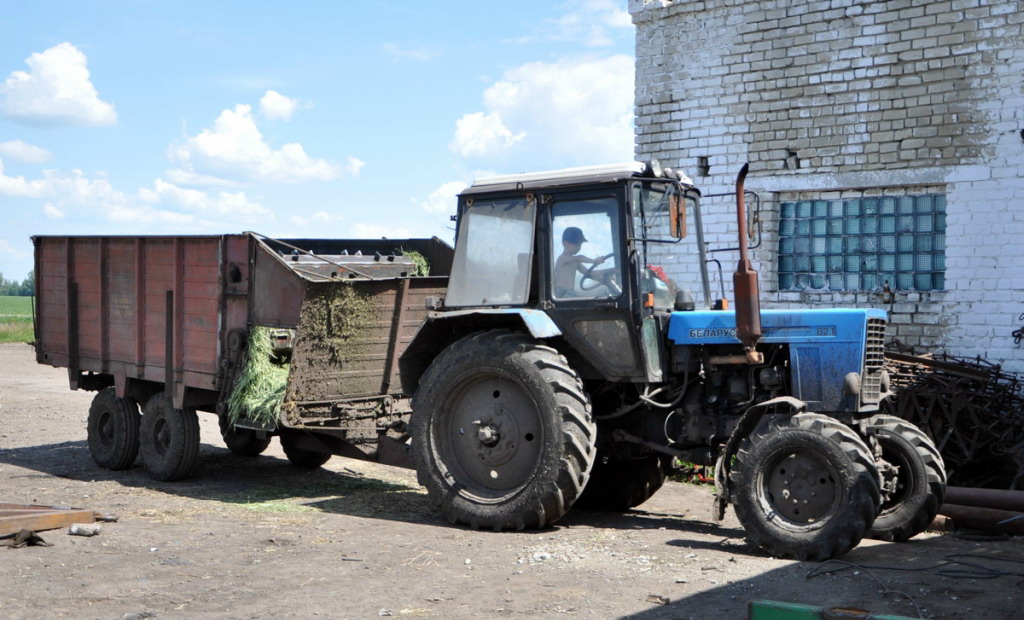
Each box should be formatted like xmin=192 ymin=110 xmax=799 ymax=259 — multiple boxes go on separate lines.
xmin=863 ymin=415 xmax=946 ymax=542
xmin=411 ymin=330 xmax=597 ymax=530
xmin=218 ymin=414 xmax=272 ymax=457
xmin=139 ymin=394 xmax=201 ymax=481
xmin=730 ymin=413 xmax=880 ymax=561
xmin=575 ymin=455 xmax=668 ymax=511
xmin=87 ymin=387 xmax=141 ymax=470
xmin=279 ymin=431 xmax=332 ymax=469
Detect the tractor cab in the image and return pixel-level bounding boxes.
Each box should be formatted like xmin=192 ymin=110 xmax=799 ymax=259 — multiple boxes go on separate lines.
xmin=440 ymin=161 xmax=704 ymax=383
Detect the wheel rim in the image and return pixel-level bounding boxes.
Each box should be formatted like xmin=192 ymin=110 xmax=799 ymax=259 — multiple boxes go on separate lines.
xmin=96 ymin=409 xmax=115 ymax=449
xmin=878 ymin=440 xmax=914 ymax=516
xmin=436 ymin=373 xmax=543 ymax=502
xmin=152 ymin=418 xmax=171 ymax=457
xmin=763 ymin=449 xmax=841 ymax=524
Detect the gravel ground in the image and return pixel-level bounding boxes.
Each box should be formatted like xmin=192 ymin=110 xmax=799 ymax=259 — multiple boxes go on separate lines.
xmin=1 ymin=342 xmax=1022 ymax=619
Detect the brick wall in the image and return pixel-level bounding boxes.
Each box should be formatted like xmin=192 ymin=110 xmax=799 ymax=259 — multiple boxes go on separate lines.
xmin=631 ymin=0 xmax=1024 ymax=373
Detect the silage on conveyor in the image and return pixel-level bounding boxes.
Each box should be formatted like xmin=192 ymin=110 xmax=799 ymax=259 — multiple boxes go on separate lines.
xmin=226 ymin=326 xmax=290 ymax=428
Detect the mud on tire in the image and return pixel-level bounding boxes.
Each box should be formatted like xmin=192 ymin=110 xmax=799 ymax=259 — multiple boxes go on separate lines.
xmin=730 ymin=413 xmax=880 ymax=561
xmin=411 ymin=330 xmax=597 ymax=530
xmin=864 ymin=414 xmax=946 ymax=542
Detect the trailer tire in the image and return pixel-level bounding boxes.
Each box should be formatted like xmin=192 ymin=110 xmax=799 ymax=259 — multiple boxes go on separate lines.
xmin=730 ymin=413 xmax=880 ymax=561
xmin=575 ymin=455 xmax=668 ymax=511
xmin=411 ymin=330 xmax=597 ymax=530
xmin=280 ymin=432 xmax=332 ymax=468
xmin=219 ymin=415 xmax=272 ymax=457
xmin=87 ymin=387 xmax=141 ymax=470
xmin=864 ymin=415 xmax=946 ymax=542
xmin=140 ymin=394 xmax=201 ymax=481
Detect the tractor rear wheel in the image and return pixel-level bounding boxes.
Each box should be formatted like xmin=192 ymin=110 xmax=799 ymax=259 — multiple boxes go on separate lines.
xmin=87 ymin=387 xmax=141 ymax=470
xmin=411 ymin=330 xmax=597 ymax=530
xmin=575 ymin=455 xmax=668 ymax=511
xmin=864 ymin=415 xmax=946 ymax=541
xmin=730 ymin=413 xmax=880 ymax=560
xmin=139 ymin=394 xmax=200 ymax=481
xmin=218 ymin=414 xmax=272 ymax=457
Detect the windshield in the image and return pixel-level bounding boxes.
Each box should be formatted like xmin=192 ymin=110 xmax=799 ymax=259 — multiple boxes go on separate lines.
xmin=631 ymin=180 xmax=706 ymax=310
xmin=446 ymin=197 xmax=535 ymax=307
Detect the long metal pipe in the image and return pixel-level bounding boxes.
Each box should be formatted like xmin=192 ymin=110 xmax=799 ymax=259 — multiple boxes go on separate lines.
xmin=938 ymin=503 xmax=1024 ymax=535
xmin=732 ymin=163 xmax=762 ymax=364
xmin=944 ymin=486 xmax=1024 ymax=512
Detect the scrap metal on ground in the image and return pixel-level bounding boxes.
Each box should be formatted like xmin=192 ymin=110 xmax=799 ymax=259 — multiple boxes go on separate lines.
xmin=883 ymin=349 xmax=1024 ymax=490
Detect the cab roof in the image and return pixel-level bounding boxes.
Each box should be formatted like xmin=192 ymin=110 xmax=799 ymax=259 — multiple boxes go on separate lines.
xmin=460 ymin=162 xmax=652 ymax=197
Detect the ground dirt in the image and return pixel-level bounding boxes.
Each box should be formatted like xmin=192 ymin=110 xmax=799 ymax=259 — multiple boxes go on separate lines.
xmin=1 ymin=342 xmax=1022 ymax=619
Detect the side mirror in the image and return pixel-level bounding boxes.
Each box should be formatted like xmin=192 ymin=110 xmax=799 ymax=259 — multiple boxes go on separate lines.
xmin=669 ymin=194 xmax=687 ymax=239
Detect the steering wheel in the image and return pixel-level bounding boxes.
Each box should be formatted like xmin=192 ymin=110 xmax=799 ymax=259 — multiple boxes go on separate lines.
xmin=579 ymin=254 xmax=614 ymax=291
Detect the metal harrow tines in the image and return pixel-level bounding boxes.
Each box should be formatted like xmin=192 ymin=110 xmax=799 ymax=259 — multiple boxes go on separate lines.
xmin=882 ymin=351 xmax=1024 ymax=490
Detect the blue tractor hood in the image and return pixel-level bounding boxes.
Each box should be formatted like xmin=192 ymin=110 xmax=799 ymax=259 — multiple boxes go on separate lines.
xmin=668 ymin=308 xmax=887 ymax=412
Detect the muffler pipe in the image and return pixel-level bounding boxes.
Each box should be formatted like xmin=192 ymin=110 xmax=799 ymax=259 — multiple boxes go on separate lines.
xmin=732 ymin=163 xmax=763 ymax=364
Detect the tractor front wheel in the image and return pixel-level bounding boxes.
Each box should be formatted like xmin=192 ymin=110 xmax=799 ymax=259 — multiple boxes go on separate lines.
xmin=864 ymin=415 xmax=946 ymax=541
xmin=730 ymin=413 xmax=880 ymax=560
xmin=411 ymin=330 xmax=597 ymax=530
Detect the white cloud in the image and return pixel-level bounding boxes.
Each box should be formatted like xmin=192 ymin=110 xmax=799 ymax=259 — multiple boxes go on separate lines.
xmin=351 ymin=222 xmax=413 ymax=239
xmin=0 ymin=139 xmax=52 ymax=163
xmin=0 ymin=42 xmax=117 ymax=126
xmin=291 ymin=210 xmax=343 ymax=227
xmin=259 ymin=90 xmax=299 ymax=121
xmin=42 ymin=203 xmax=64 ymax=219
xmin=419 ymin=181 xmax=466 ymax=215
xmin=0 ymin=160 xmax=267 ymax=225
xmin=451 ymin=111 xmax=525 ymax=158
xmin=169 ymin=103 xmax=354 ymax=183
xmin=382 ymin=42 xmax=440 ymax=62
xmin=0 ymin=239 xmax=29 ymax=259
xmin=519 ymin=0 xmax=632 ymax=47
xmin=164 ymin=168 xmax=240 ymax=187
xmin=452 ymin=55 xmax=635 ymax=164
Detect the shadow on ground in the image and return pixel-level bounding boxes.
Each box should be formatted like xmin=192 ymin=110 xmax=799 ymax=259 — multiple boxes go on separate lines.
xmin=0 ymin=438 xmax=745 ymax=545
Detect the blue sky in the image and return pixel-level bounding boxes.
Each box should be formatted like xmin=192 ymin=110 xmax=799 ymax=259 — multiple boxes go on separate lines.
xmin=0 ymin=1 xmax=635 ymax=281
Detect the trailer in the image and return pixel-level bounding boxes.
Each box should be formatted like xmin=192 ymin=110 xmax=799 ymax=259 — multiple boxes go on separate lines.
xmin=32 ymin=162 xmax=946 ymax=560
xmin=32 ymin=232 xmax=453 ymax=480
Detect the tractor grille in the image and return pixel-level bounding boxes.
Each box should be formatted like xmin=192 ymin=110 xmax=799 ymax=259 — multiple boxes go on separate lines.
xmin=861 ymin=318 xmax=887 ymax=403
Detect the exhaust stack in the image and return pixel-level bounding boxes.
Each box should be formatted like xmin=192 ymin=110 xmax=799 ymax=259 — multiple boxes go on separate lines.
xmin=732 ymin=163 xmax=763 ymax=364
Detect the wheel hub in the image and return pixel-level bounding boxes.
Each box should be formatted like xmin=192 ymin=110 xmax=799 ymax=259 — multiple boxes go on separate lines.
xmin=440 ymin=376 xmax=542 ymax=498
xmin=766 ymin=451 xmax=838 ymax=523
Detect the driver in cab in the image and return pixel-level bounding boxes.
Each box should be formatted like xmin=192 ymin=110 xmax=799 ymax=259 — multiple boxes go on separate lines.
xmin=554 ymin=227 xmax=612 ymax=298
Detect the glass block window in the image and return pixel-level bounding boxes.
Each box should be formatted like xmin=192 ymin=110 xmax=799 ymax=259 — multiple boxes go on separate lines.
xmin=778 ymin=194 xmax=946 ymax=291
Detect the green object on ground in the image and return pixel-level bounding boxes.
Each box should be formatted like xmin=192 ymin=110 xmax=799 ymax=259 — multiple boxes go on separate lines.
xmin=748 ymin=600 xmax=916 ymax=620
xmin=226 ymin=327 xmax=290 ymax=428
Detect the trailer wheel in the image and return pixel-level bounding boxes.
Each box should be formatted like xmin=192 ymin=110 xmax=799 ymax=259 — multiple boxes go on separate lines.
xmin=139 ymin=394 xmax=201 ymax=481
xmin=279 ymin=431 xmax=332 ymax=468
xmin=87 ymin=387 xmax=141 ymax=470
xmin=864 ymin=415 xmax=946 ymax=542
xmin=218 ymin=415 xmax=272 ymax=457
xmin=575 ymin=455 xmax=668 ymax=511
xmin=411 ymin=330 xmax=597 ymax=530
xmin=730 ymin=413 xmax=880 ymax=561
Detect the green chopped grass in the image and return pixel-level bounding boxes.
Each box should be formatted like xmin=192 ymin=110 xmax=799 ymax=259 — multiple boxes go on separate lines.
xmin=400 ymin=249 xmax=430 ymax=276
xmin=0 ymin=296 xmax=33 ymax=343
xmin=226 ymin=327 xmax=290 ymax=428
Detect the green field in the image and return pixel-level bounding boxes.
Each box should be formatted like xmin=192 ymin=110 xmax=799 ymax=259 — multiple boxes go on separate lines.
xmin=0 ymin=296 xmax=34 ymax=343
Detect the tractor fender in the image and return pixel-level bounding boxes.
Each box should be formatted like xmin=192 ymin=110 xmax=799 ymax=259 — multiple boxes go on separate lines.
xmin=399 ymin=309 xmax=562 ymax=390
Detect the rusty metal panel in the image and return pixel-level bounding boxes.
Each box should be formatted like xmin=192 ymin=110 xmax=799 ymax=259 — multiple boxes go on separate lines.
xmin=250 ymin=239 xmax=307 ymax=328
